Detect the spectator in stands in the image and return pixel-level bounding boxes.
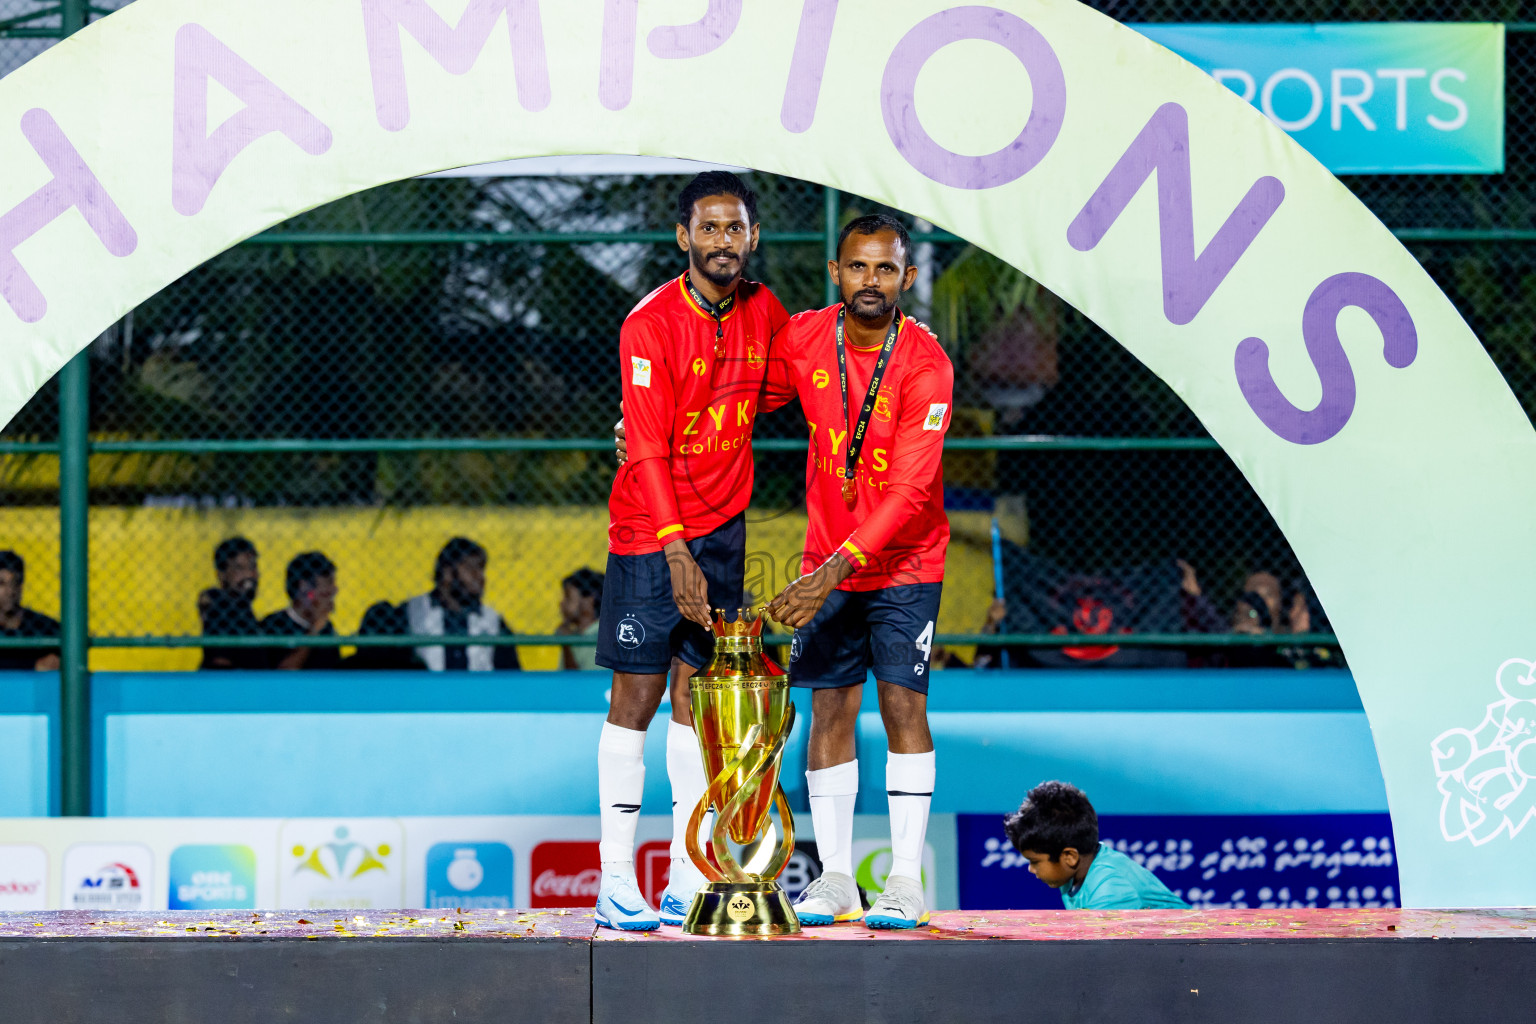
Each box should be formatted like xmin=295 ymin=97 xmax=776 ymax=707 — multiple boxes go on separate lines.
xmin=1228 ymin=571 xmax=1339 ymax=669
xmin=261 ymin=551 xmax=341 ymax=670
xmin=1232 ymin=571 xmax=1284 ymax=637
xmin=199 ymin=536 xmax=263 ymax=670
xmin=345 ymin=601 xmax=418 ymax=670
xmin=0 ymin=551 xmax=59 ymax=671
xmin=403 ymin=538 xmax=521 ymax=671
xmin=1004 ymin=781 xmax=1188 ymax=910
xmin=556 ymin=568 xmax=603 ymax=670
xmin=973 ymin=547 xmax=1222 ymax=669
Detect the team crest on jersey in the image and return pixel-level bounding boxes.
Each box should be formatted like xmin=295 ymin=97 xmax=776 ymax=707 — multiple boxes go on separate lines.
xmin=874 ymin=386 xmax=896 ymax=421
xmin=924 ymin=403 xmax=948 ymax=431
xmin=692 ymin=357 xmax=707 ymax=376
xmin=631 ymin=357 xmax=652 ymax=388
xmin=812 ymin=369 xmax=830 ymax=389
xmin=746 ymin=340 xmax=765 ymax=368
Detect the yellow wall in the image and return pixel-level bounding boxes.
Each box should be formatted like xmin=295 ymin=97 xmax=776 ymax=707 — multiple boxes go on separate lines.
xmin=0 ymin=506 xmax=996 ymax=671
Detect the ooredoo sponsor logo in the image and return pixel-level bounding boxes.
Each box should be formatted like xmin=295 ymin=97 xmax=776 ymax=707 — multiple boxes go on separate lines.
xmin=529 ymin=841 xmax=599 ymax=907
xmin=0 ymin=844 xmax=47 ymax=910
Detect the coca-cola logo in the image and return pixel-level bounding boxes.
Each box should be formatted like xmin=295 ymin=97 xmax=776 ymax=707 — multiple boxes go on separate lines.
xmin=533 ymin=867 xmax=600 ymax=899
xmin=0 ymin=879 xmax=40 ymax=894
xmin=528 ymin=842 xmax=600 ymax=908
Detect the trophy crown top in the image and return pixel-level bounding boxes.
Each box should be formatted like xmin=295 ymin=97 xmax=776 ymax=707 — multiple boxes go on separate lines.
xmin=712 ymin=608 xmax=764 ymax=637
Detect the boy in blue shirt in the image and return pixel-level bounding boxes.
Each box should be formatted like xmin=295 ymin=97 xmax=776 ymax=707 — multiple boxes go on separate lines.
xmin=1004 ymin=781 xmax=1190 ymax=910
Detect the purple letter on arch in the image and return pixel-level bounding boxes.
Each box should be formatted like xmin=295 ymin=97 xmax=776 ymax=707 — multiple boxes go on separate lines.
xmin=364 ymin=0 xmax=551 ymax=132
xmin=1067 ymin=102 xmax=1285 ymax=327
xmin=0 ymin=109 xmax=136 ymax=324
xmin=648 ymin=0 xmax=741 ymax=59
xmin=781 ymin=0 xmax=839 ymax=134
xmin=1235 ymin=272 xmax=1417 ymax=445
xmin=601 ymin=0 xmax=742 ymax=111
xmin=173 ymin=24 xmax=332 ymax=217
xmin=882 ymin=6 xmax=1066 ymax=190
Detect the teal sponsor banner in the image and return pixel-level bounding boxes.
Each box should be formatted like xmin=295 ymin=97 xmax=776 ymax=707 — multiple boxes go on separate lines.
xmin=1136 ymin=24 xmax=1504 ymax=173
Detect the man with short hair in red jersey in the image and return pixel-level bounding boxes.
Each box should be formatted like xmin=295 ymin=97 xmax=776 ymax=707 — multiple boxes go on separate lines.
xmin=764 ymin=214 xmax=953 ymax=930
xmin=593 ymin=172 xmax=789 ymax=931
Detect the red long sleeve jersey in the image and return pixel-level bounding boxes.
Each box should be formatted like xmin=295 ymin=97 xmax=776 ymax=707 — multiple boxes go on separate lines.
xmin=763 ymin=305 xmax=954 ymax=591
xmin=608 ymin=276 xmax=789 ymax=554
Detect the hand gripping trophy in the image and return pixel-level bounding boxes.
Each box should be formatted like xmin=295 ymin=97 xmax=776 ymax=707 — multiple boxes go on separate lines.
xmin=682 ymin=609 xmax=800 ymax=935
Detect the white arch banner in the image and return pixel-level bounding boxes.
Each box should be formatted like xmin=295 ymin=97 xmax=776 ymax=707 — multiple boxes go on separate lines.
xmin=1 ymin=0 xmax=1532 ymax=906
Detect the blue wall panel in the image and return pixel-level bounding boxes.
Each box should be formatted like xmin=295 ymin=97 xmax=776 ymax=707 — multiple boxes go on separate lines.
xmin=83 ymin=669 xmax=1382 ymax=820
xmin=0 ymin=671 xmax=59 ymax=815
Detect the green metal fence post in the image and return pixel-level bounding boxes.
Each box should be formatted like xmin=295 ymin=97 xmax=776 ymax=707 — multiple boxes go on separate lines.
xmin=59 ymin=354 xmax=89 ymax=816
xmin=60 ymin=0 xmax=86 ymax=34
xmin=823 ymin=185 xmax=840 ymax=307
xmin=59 ymin=0 xmax=90 ymax=818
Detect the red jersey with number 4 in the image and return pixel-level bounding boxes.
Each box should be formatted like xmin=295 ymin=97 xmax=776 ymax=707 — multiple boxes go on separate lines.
xmin=763 ymin=304 xmax=953 ymax=591
xmin=609 ymin=276 xmax=789 ymax=554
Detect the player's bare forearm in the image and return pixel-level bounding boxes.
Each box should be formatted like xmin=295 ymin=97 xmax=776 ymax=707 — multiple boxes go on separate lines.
xmin=768 ymin=553 xmax=855 ymax=629
xmin=664 ymin=539 xmax=712 ymax=628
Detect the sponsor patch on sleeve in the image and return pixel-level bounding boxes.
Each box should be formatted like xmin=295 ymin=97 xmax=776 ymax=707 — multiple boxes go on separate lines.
xmin=923 ymin=403 xmax=948 ymax=431
xmin=631 ymin=356 xmax=652 ymax=388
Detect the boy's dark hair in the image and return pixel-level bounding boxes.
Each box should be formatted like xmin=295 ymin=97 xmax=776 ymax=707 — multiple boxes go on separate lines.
xmin=836 ymin=213 xmax=912 ymax=268
xmin=563 ymin=567 xmax=604 ymax=602
xmin=0 ymin=550 xmax=24 ymax=579
xmin=677 ymin=171 xmax=758 ymax=228
xmin=214 ymin=536 xmax=256 ymax=572
xmin=1003 ymin=781 xmax=1100 ymax=860
xmin=285 ymin=551 xmax=336 ymax=600
xmin=435 ymin=537 xmax=487 ymax=580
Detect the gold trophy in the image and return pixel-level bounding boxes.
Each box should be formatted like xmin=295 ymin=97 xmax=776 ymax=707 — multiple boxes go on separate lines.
xmin=682 ymin=609 xmax=800 ymax=935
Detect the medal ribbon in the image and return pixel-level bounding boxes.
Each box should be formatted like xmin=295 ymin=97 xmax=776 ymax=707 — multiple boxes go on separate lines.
xmin=684 ymin=273 xmax=735 ymax=360
xmin=836 ymin=305 xmax=902 ymax=503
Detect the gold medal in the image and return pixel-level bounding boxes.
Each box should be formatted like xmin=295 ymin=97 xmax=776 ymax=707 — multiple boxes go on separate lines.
xmin=842 ymin=479 xmax=856 ymax=503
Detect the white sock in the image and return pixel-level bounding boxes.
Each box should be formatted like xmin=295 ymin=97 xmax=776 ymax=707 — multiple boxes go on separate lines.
xmin=667 ymin=719 xmax=709 ymax=883
xmin=598 ymin=722 xmax=647 ymax=869
xmin=886 ymin=750 xmax=935 ymax=884
xmin=807 ymin=760 xmax=859 ymax=878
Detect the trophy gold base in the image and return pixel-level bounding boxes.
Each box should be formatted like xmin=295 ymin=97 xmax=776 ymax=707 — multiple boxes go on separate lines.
xmin=682 ymin=881 xmax=801 ymax=936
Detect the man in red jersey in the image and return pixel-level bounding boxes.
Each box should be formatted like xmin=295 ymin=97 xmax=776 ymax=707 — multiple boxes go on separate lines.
xmin=763 ymin=214 xmax=953 ymax=930
xmin=593 ymin=172 xmax=789 ymax=931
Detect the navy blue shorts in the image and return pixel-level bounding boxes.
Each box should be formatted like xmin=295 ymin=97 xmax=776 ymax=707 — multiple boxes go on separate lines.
xmin=595 ymin=514 xmax=745 ymax=676
xmin=788 ymin=583 xmax=943 ymax=694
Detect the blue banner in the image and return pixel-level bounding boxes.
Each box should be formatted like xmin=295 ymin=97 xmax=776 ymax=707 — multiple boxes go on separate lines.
xmin=958 ymin=813 xmax=1400 ymax=910
xmin=1136 ymin=24 xmax=1504 ymax=173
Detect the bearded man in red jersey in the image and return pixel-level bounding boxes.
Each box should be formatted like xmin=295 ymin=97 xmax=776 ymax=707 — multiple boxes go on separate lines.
xmin=763 ymin=214 xmax=953 ymax=930
xmin=593 ymin=172 xmax=790 ymax=931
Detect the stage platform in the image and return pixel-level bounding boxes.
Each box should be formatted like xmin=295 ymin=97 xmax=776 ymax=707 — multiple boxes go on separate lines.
xmin=3 ymin=908 xmax=1532 ymax=1022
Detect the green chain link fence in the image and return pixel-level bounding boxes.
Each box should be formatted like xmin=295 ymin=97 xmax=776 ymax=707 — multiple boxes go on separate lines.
xmin=4 ymin=0 xmax=1535 ymax=683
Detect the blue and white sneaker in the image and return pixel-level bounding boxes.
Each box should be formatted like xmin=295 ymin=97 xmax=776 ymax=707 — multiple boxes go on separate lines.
xmin=658 ymin=859 xmax=707 ymax=926
xmin=595 ymin=869 xmax=660 ymax=931
xmin=790 ymin=871 xmax=862 ymax=926
xmin=864 ymin=875 xmax=929 ymax=930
